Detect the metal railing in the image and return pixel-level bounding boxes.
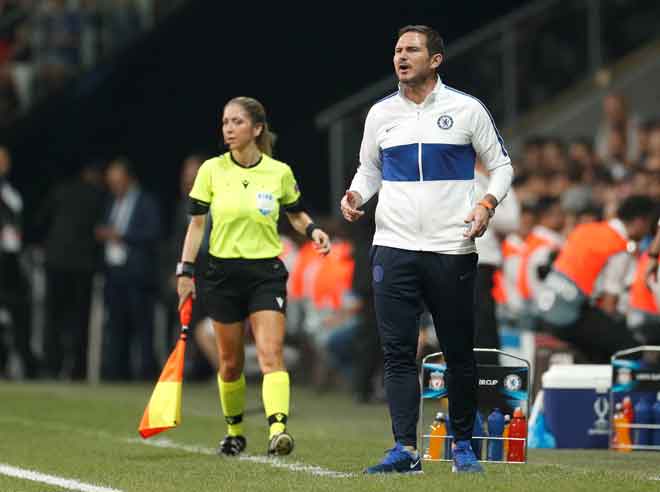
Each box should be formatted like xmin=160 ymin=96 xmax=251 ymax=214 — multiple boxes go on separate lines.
xmin=316 ymin=0 xmax=660 ymax=216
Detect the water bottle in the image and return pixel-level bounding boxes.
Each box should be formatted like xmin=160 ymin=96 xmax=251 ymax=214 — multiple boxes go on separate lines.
xmin=502 ymin=414 xmax=511 ymax=459
xmin=652 ymin=393 xmax=660 ymax=447
xmin=471 ymin=411 xmax=484 ymax=459
xmin=487 ymin=408 xmax=505 ymax=461
xmin=427 ymin=412 xmax=446 ymax=460
xmin=622 ymin=396 xmax=634 ymax=424
xmin=612 ymin=403 xmax=632 ymax=452
xmin=443 ymin=416 xmax=453 ymax=460
xmin=507 ymin=407 xmax=527 ymax=462
xmin=634 ymin=397 xmax=652 ymax=446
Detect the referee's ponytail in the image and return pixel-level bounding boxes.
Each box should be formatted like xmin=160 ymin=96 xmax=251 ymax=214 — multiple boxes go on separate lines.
xmin=227 ymin=96 xmax=274 ymax=156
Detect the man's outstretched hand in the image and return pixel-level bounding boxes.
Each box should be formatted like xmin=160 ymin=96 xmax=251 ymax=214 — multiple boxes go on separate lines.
xmin=340 ymin=190 xmax=365 ymax=222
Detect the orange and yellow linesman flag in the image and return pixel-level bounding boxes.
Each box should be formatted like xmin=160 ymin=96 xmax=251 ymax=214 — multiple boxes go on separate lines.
xmin=138 ymin=296 xmax=193 ymax=439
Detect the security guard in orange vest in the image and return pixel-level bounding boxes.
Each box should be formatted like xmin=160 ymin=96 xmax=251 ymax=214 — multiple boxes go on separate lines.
xmin=517 ymin=197 xmax=564 ymax=330
xmin=628 ymin=252 xmax=660 ymax=345
xmin=535 ymin=195 xmax=656 ymax=362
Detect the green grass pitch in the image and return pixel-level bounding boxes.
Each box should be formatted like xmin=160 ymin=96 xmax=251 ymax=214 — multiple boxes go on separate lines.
xmin=1 ymin=381 xmax=659 ymax=491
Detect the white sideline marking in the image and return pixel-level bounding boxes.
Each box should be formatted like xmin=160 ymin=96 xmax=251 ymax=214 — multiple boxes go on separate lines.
xmin=1 ymin=415 xmax=353 ymax=479
xmin=0 ymin=463 xmax=122 ymax=492
xmin=130 ymin=437 xmax=353 ymax=478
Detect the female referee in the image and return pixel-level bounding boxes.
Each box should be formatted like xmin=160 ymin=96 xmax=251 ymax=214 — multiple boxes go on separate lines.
xmin=176 ymin=97 xmax=330 ymax=457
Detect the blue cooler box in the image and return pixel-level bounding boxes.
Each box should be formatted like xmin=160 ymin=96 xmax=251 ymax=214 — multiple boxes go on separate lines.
xmin=542 ymin=364 xmax=611 ymax=448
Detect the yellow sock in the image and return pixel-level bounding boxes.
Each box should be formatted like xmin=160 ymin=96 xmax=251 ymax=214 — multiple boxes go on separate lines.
xmin=218 ymin=373 xmax=246 ymax=437
xmin=262 ymin=371 xmax=290 ymax=438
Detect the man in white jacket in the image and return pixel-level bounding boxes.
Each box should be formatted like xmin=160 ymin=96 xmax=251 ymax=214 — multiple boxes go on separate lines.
xmin=340 ymin=25 xmax=513 ymax=474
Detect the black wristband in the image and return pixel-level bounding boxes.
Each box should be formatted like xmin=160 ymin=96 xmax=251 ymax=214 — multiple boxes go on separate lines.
xmin=648 ymin=251 xmax=660 ymax=260
xmin=176 ymin=261 xmax=195 ymax=278
xmin=305 ymin=223 xmax=320 ymax=240
xmin=188 ymin=197 xmax=210 ymax=215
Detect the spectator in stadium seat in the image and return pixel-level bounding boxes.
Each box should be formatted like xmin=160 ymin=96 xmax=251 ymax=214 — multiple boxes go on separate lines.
xmin=635 ymin=119 xmax=658 ymax=164
xmin=33 ymin=0 xmax=81 ymax=97
xmin=645 ymin=122 xmax=660 ymax=159
xmin=628 ymin=252 xmax=660 ymax=346
xmin=291 ymin=222 xmax=351 ymax=389
xmin=645 ymin=171 xmax=660 ymax=201
xmin=311 ymin=238 xmax=356 ymax=388
xmin=516 ymin=196 xmax=564 ymax=331
xmin=541 ymin=137 xmax=568 ymax=172
xmin=628 ymin=168 xmax=653 ymax=196
xmin=645 ymin=155 xmax=660 ymax=172
xmin=643 ymin=213 xmax=660 ymax=288
xmin=536 ymin=195 xmax=655 ymax=362
xmin=38 ymin=162 xmax=104 ymax=380
xmin=96 ymin=158 xmax=161 ymax=381
xmin=520 ymin=136 xmax=545 ymax=175
xmin=288 ymin=237 xmax=324 ymax=338
xmin=548 ymin=171 xmax=572 ymax=197
xmin=497 ymin=203 xmax=535 ymax=325
xmin=514 ymin=170 xmax=549 ymax=204
xmin=595 ymin=91 xmax=640 ymax=163
xmin=602 ymin=127 xmax=630 ymax=181
xmin=568 ymin=137 xmax=597 ymax=170
xmin=567 ymin=137 xmax=609 ymax=185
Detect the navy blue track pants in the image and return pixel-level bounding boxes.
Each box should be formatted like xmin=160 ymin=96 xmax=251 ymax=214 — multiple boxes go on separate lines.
xmin=371 ymin=246 xmax=478 ymax=446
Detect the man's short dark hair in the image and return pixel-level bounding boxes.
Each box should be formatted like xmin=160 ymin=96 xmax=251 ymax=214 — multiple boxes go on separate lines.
xmin=397 ymin=25 xmax=445 ymax=57
xmin=617 ymin=195 xmax=656 ymax=222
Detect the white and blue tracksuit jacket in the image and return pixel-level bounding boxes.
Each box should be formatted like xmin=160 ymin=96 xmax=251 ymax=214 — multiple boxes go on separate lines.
xmin=349 ymin=77 xmax=513 ymax=254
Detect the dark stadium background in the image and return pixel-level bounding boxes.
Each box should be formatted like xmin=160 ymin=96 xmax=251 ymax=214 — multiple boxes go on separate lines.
xmin=2 ymin=1 xmax=529 ymax=239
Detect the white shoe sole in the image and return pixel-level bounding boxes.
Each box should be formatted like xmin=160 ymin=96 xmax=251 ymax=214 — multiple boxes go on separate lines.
xmin=269 ymin=433 xmax=294 ymax=456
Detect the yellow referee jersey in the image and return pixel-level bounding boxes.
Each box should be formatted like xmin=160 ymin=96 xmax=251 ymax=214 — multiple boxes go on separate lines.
xmin=189 ymin=152 xmax=301 ymax=259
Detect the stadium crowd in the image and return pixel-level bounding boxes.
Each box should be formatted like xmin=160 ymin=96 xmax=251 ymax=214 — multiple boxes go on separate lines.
xmin=1 ymin=90 xmax=660 ymax=404
xmin=0 ymin=0 xmax=179 ymax=128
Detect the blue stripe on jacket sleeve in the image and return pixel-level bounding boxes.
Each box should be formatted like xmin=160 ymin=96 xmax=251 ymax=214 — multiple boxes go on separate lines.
xmin=422 ymin=143 xmax=475 ymax=180
xmin=382 ymin=144 xmax=420 ymax=181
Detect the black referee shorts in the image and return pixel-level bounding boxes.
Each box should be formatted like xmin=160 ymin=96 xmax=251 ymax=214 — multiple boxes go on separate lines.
xmin=202 ymin=255 xmax=288 ymax=324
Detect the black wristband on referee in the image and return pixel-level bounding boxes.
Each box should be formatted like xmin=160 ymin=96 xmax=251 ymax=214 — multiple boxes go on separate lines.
xmin=305 ymin=223 xmax=320 ymax=240
xmin=176 ymin=261 xmax=195 ymax=278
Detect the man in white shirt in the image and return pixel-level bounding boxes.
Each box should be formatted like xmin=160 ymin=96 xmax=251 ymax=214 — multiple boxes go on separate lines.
xmin=516 ymin=196 xmax=564 ymax=331
xmin=340 ymin=25 xmax=513 ymax=474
